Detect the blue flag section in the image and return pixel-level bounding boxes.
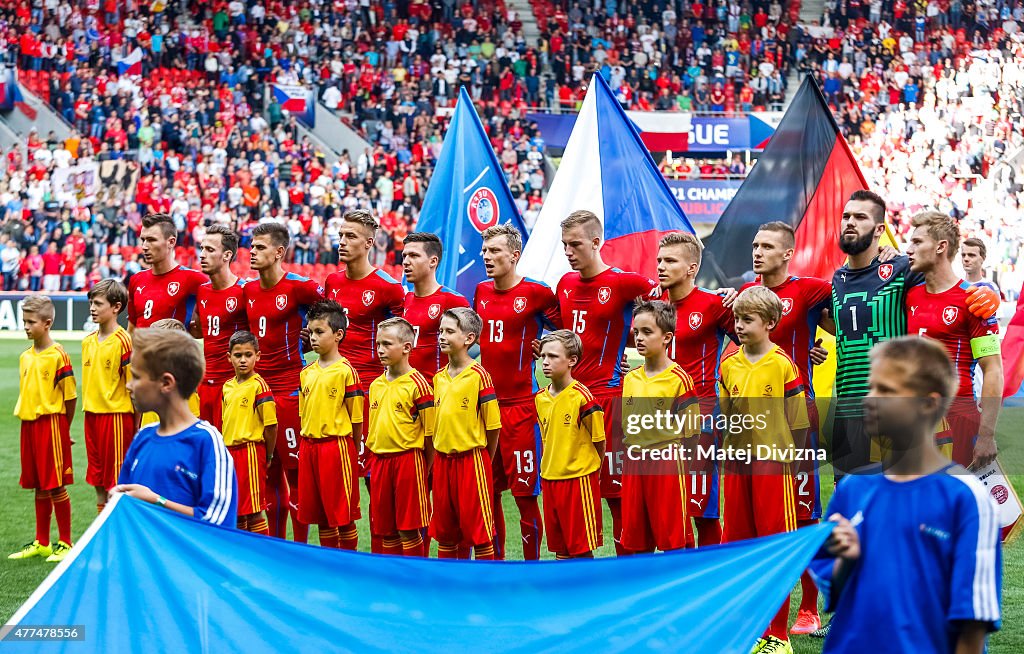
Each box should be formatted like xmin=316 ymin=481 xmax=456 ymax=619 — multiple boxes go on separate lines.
xmin=416 ymin=87 xmax=528 ymax=298
xmin=6 ymin=496 xmax=833 ymax=653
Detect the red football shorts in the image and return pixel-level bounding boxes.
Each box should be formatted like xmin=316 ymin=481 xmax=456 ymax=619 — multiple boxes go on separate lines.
xmin=429 ymin=448 xmax=496 ymax=547
xmin=495 ymin=401 xmax=542 ymax=497
xmin=722 ymin=459 xmax=796 ymax=543
xmin=272 ymin=393 xmax=301 ymax=471
xmin=621 ymin=454 xmax=691 ymax=552
xmin=682 ymin=430 xmax=721 ymax=519
xmin=542 ymin=471 xmax=602 ymax=556
xmin=298 ymin=435 xmax=360 ymax=526
xmin=369 ymin=449 xmax=430 ymax=535
xmin=230 ymin=441 xmax=268 ymax=516
xmin=948 ymin=403 xmax=982 ymax=468
xmin=84 ymin=411 xmax=134 ymax=490
xmin=792 ymin=397 xmax=822 ymax=521
xmin=198 ymin=378 xmax=226 ymax=431
xmin=594 ymin=392 xmax=623 ymax=498
xmin=20 ymin=414 xmax=73 ymax=491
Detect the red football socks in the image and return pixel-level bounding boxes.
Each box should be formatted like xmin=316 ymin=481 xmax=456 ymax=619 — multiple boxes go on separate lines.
xmin=34 ymin=493 xmax=52 ymax=545
xmin=51 ymin=488 xmax=72 ymax=544
xmin=382 ymin=536 xmax=403 ymax=556
xmin=515 ymin=496 xmax=543 ymax=561
xmin=338 ymin=524 xmax=358 ymax=551
xmin=318 ymin=526 xmax=340 ymax=548
xmin=492 ymin=494 xmax=506 ymax=560
xmin=694 ymin=517 xmax=723 ymax=547
xmin=607 ymin=497 xmax=624 ymax=555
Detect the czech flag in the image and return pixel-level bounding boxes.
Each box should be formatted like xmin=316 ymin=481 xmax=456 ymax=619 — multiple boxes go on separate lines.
xmin=116 ymin=48 xmax=143 ymax=77
xmin=519 ymin=73 xmax=695 ymax=287
xmin=416 ymin=87 xmax=528 ymax=298
xmin=698 ymin=76 xmax=875 ymax=288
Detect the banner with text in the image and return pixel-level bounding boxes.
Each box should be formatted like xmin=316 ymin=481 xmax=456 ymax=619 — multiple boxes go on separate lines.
xmin=665 ymin=179 xmax=742 ymax=224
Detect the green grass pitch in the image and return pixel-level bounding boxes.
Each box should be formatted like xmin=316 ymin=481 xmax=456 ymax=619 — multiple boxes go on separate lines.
xmin=0 ymin=338 xmax=1020 ymax=650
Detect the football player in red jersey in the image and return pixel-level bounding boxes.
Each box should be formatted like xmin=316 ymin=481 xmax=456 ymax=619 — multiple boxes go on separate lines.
xmin=656 ymin=232 xmax=735 ymax=549
xmin=556 ymin=210 xmax=660 ymax=555
xmin=193 ymin=225 xmax=248 ymax=431
xmin=402 ymin=233 xmax=470 ymax=376
xmin=905 ymin=211 xmax=1002 ymax=469
xmin=244 ymin=222 xmax=324 ymax=541
xmin=127 ymin=213 xmax=205 ymax=333
xmin=325 ymin=209 xmax=404 ymax=555
xmin=475 ymin=223 xmax=560 ymax=560
xmin=745 ymin=222 xmax=832 ymax=635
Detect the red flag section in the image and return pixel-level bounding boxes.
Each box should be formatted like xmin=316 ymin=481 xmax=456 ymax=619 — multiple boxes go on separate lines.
xmin=698 ymin=77 xmax=865 ymax=288
xmin=1002 ymin=285 xmax=1024 ymax=399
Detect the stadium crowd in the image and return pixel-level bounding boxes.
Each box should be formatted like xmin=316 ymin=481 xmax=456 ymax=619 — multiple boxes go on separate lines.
xmin=797 ymin=0 xmax=1024 ymax=296
xmin=0 ymin=0 xmax=1019 ymax=298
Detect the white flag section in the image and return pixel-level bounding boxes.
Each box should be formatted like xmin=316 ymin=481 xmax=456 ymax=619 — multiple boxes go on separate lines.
xmin=518 ymin=82 xmax=604 ymax=288
xmin=519 ymin=74 xmax=694 ymax=288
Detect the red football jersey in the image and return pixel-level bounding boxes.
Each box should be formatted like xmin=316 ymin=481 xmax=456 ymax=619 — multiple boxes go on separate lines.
xmin=474 ymin=277 xmax=561 ymax=405
xmin=127 ymin=265 xmax=206 ymax=328
xmin=668 ymin=287 xmax=736 ymax=398
xmin=741 ymin=276 xmax=831 ymax=388
xmin=906 ymin=280 xmax=999 ymax=399
xmin=404 ymin=286 xmax=470 ymax=376
xmin=556 ymin=267 xmax=659 ymax=395
xmin=325 ymin=268 xmax=405 ymax=385
xmin=196 ymin=278 xmax=249 ymax=384
xmin=243 ymin=272 xmax=324 ymax=394
xmin=405 ymin=284 xmax=473 ymax=372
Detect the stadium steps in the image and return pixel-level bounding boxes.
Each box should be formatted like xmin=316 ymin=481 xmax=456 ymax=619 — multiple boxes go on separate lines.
xmin=784 ymin=0 xmax=828 ymax=108
xmin=508 ymin=0 xmax=542 ymax=42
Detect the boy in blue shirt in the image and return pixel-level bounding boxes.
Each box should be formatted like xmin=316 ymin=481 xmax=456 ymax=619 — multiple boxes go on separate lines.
xmin=812 ymin=336 xmax=1001 ymax=654
xmin=114 ymin=328 xmax=237 ymax=527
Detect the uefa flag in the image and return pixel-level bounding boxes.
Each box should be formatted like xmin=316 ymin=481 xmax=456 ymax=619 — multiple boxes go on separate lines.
xmin=518 ymin=73 xmax=695 ymax=288
xmin=415 ymin=87 xmax=528 ymax=298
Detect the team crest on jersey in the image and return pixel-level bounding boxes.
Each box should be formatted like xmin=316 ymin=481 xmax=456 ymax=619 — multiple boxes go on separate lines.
xmin=688 ymin=312 xmax=703 ymax=330
xmin=167 ymin=282 xmax=180 ymax=296
xmin=466 ymin=187 xmax=500 ymax=233
xmin=428 ymin=304 xmax=442 ymax=320
xmin=513 ymin=296 xmax=528 ymax=313
xmin=226 ymin=297 xmax=237 ymax=312
xmin=942 ymin=306 xmax=959 ymax=325
xmin=598 ymin=287 xmax=612 ymax=304
xmin=276 ymin=294 xmax=288 ymax=310
xmin=781 ymin=298 xmax=794 ymax=315
xmin=878 ymin=263 xmax=894 ymax=281
xmin=362 ymin=290 xmax=375 ymax=306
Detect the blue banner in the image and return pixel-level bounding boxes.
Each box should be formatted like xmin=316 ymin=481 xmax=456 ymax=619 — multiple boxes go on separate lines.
xmin=528 ymin=113 xmax=776 ymax=152
xmin=665 ymin=179 xmax=743 ymax=224
xmin=416 ymin=87 xmax=528 ymax=298
xmin=5 ymin=495 xmax=832 ymax=653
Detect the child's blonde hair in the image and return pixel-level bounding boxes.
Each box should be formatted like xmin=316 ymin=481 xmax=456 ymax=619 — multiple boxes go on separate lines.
xmin=378 ymin=317 xmax=416 ymax=345
xmin=149 ymin=318 xmax=187 ymax=332
xmin=539 ymin=329 xmax=583 ymax=361
xmin=732 ymin=286 xmax=782 ymax=326
xmin=22 ymin=296 xmax=55 ymax=322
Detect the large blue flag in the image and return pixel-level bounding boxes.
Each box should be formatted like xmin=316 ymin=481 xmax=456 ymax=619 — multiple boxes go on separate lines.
xmin=5 ymin=495 xmax=832 ymax=653
xmin=415 ymin=87 xmax=528 ymax=298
